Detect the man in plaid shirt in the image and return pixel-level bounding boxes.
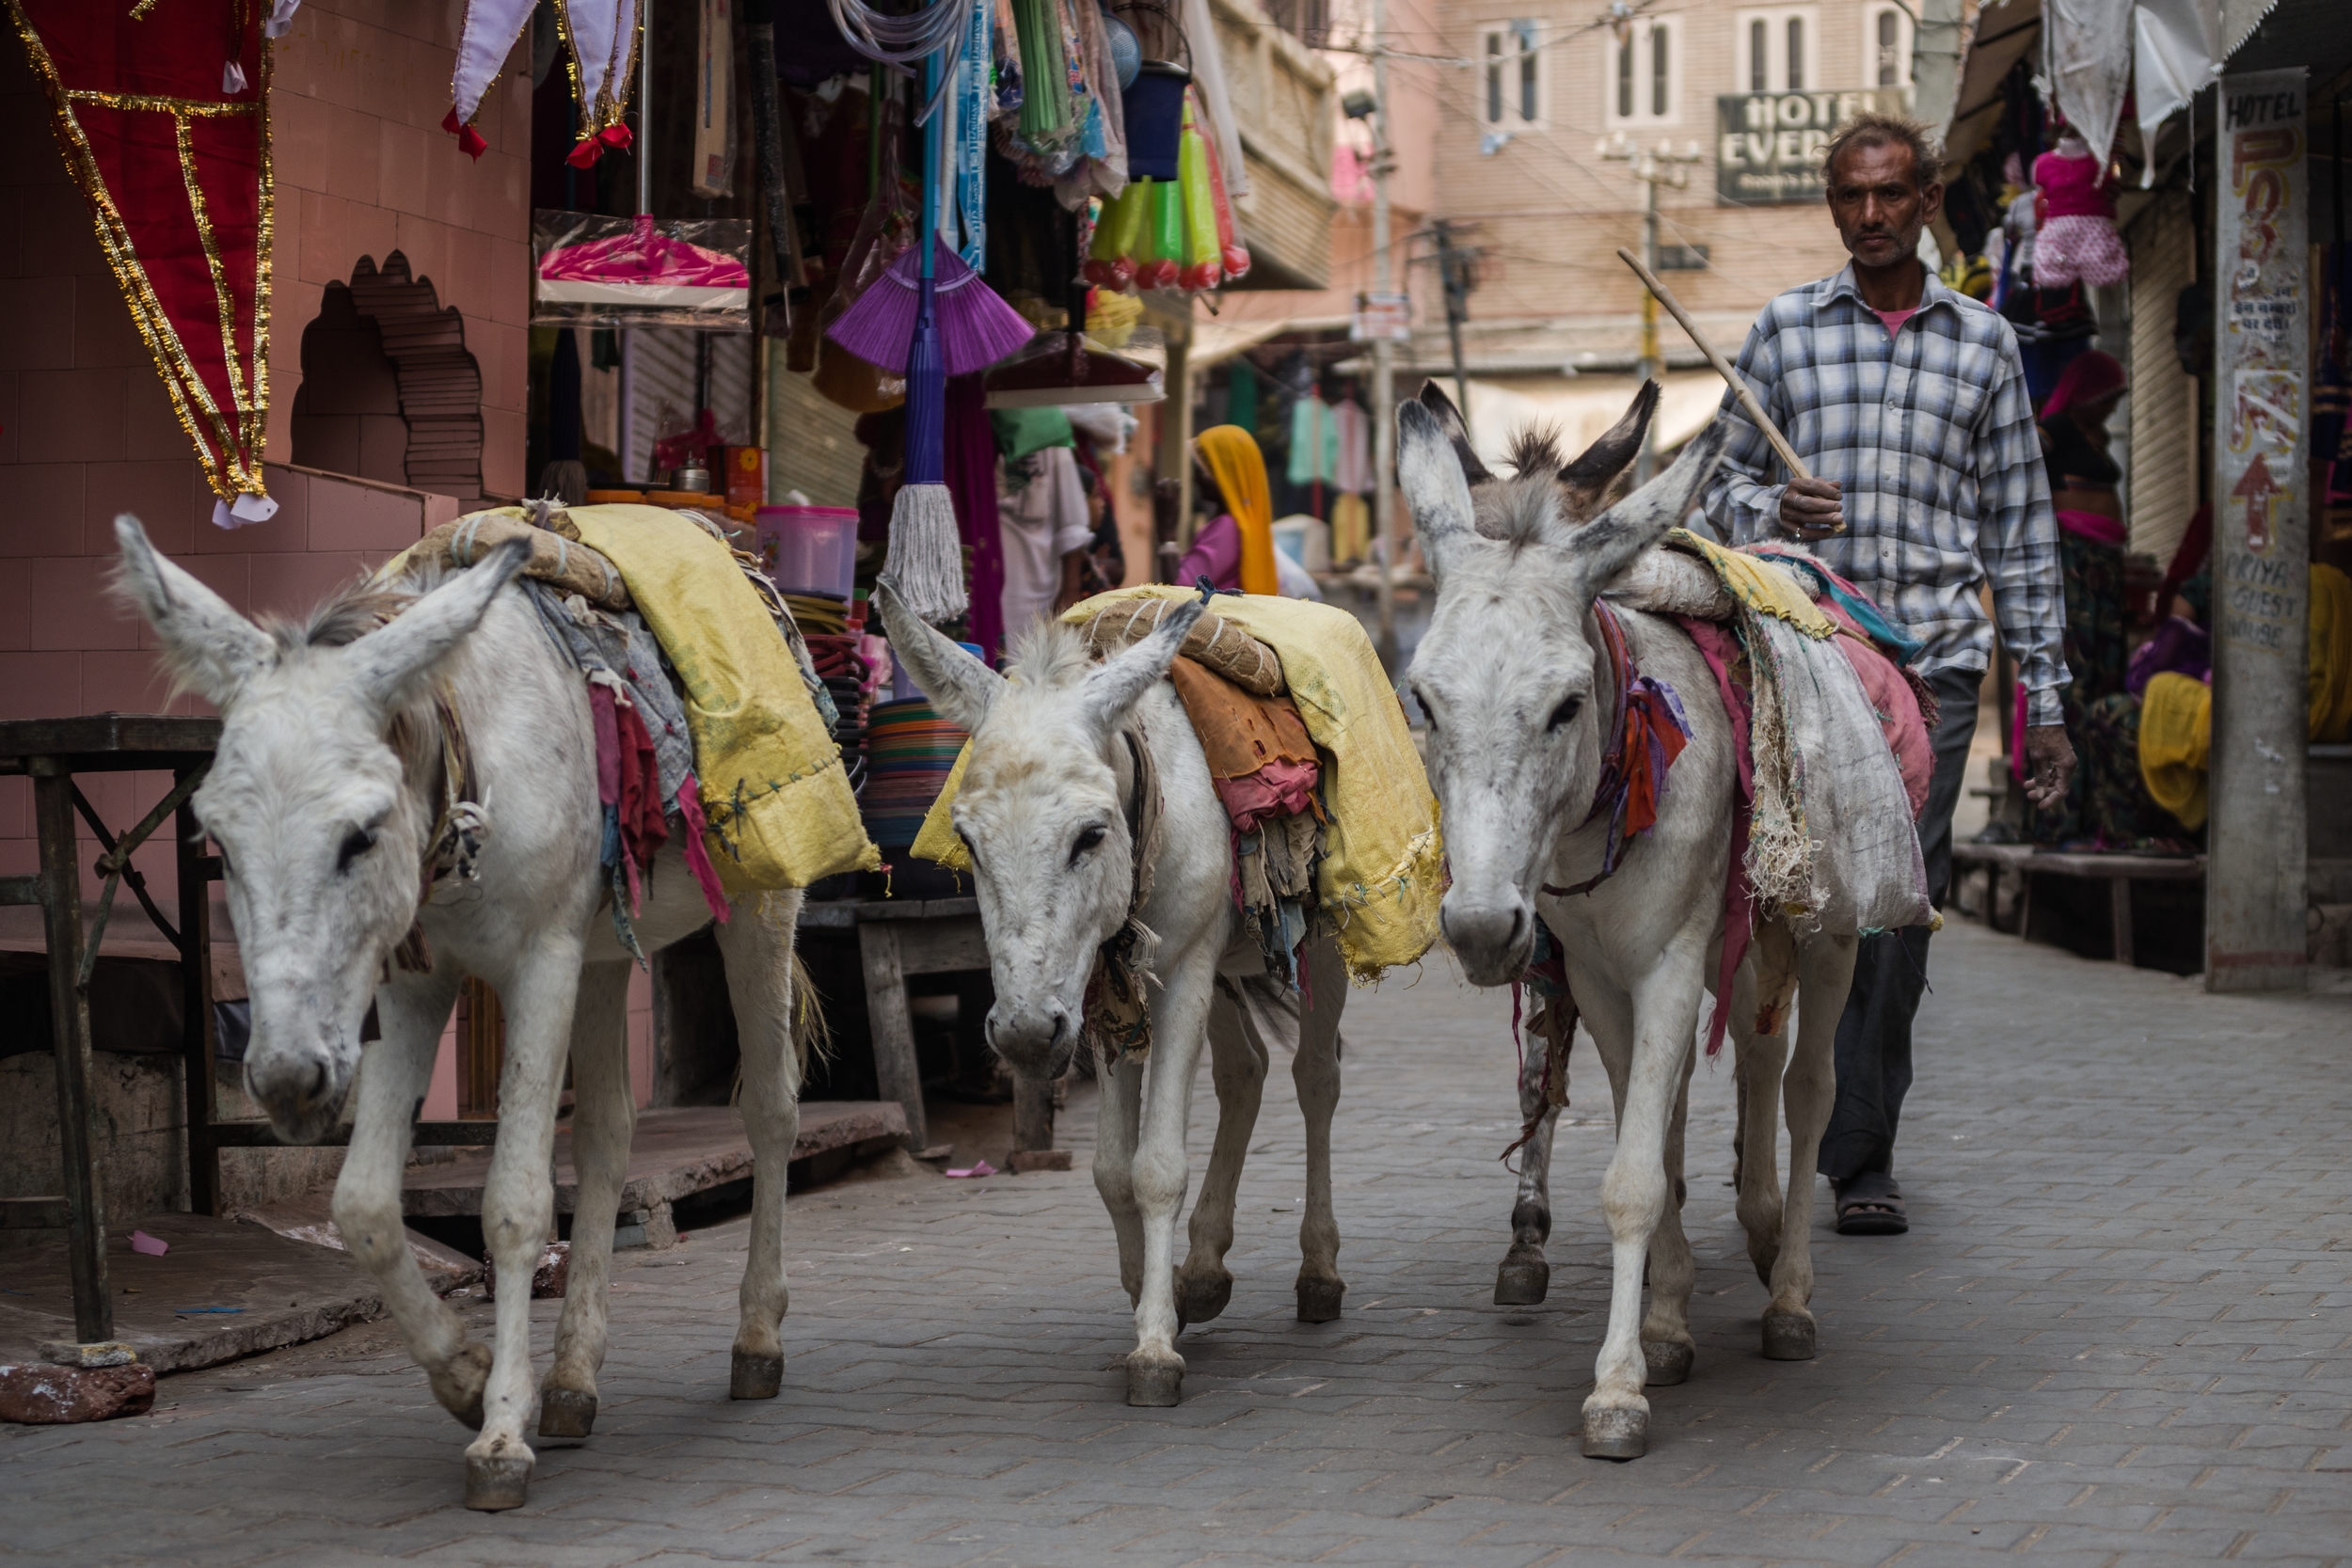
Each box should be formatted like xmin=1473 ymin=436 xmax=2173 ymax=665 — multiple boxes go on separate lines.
xmin=1703 ymin=113 xmax=2076 ymax=1237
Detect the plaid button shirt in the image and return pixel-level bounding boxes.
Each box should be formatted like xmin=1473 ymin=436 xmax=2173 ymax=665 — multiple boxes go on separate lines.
xmin=1701 ymin=264 xmax=2071 ymax=724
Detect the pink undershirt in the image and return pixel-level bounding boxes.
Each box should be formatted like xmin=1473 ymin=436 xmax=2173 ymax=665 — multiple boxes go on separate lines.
xmin=1875 ymin=306 xmax=1919 ymax=338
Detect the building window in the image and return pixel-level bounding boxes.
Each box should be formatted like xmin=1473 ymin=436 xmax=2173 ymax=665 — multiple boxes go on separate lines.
xmin=1865 ymin=3 xmax=1913 ymax=87
xmin=1484 ymin=21 xmax=1540 ymax=126
xmin=1606 ymin=18 xmax=1678 ymax=126
xmin=1733 ymin=8 xmax=1818 ymax=95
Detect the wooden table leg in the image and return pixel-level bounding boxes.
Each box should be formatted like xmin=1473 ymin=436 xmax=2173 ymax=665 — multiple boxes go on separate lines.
xmin=2109 ymin=878 xmax=2135 ymax=967
xmin=856 ymin=922 xmax=927 ymax=1150
xmin=33 ymin=763 xmax=111 ymax=1347
xmin=176 ymin=778 xmax=220 ymax=1217
xmin=1012 ymin=1076 xmax=1055 ymax=1152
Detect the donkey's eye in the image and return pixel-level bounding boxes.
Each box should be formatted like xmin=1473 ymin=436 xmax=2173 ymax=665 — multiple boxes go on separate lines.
xmin=1071 ymin=825 xmax=1106 ymax=864
xmin=1548 ymin=696 xmax=1583 ymax=732
xmin=337 ymin=828 xmax=377 ymax=872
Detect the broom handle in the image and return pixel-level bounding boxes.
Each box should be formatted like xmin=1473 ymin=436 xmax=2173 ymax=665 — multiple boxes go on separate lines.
xmin=919 ymin=48 xmax=939 ymax=281
xmin=1615 ymin=247 xmax=1812 ymax=483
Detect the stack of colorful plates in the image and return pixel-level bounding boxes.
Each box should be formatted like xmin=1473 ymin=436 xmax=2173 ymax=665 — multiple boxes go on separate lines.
xmin=784 ymin=592 xmax=850 ymax=637
xmin=803 ymin=634 xmax=872 ymax=795
xmin=861 ymin=699 xmax=967 ymax=850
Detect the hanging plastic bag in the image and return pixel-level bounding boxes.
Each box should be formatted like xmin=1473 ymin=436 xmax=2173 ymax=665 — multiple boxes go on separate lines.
xmin=533 ymin=211 xmax=753 ymax=328
xmin=1176 ymin=98 xmax=1221 ymax=292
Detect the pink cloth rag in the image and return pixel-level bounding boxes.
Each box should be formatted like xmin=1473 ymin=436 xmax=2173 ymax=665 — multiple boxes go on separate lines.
xmin=1214 ymin=757 xmax=1321 ymax=832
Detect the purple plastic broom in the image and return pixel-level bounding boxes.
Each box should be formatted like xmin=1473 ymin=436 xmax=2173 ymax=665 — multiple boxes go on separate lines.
xmin=827 ymin=237 xmax=1036 ymax=375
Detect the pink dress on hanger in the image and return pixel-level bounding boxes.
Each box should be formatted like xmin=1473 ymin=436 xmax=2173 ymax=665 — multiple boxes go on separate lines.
xmin=2031 ymin=140 xmax=2127 ymax=289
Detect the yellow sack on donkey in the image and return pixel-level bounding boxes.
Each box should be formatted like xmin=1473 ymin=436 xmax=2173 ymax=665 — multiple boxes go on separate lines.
xmin=559 ymin=505 xmax=880 ymax=891
xmin=914 ymin=586 xmax=1443 ymax=982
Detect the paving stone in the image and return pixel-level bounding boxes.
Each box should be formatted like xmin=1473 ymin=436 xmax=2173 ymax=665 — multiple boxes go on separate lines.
xmin=6 ymin=922 xmax=2351 ymax=1562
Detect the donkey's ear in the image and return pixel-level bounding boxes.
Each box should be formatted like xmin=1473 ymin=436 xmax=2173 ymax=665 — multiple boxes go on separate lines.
xmin=342 ymin=536 xmax=531 ymax=712
xmin=1396 ymin=398 xmax=1477 ymax=576
xmin=1416 ymin=380 xmax=1492 ymax=485
xmin=1559 ymin=378 xmax=1660 ymax=518
xmin=1081 ymin=594 xmax=1204 ymax=733
xmin=1569 ymin=417 xmax=1730 ymax=598
xmin=875 ymin=578 xmax=1005 ymax=733
xmin=112 ymin=514 xmax=277 ymax=709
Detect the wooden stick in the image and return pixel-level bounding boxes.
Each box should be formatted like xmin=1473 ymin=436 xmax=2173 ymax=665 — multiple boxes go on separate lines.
xmin=1616 ymin=247 xmax=1813 ymax=483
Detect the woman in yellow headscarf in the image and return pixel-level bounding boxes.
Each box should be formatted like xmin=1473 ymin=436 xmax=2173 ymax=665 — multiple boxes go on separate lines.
xmin=1180 ymin=424 xmax=1280 ymax=596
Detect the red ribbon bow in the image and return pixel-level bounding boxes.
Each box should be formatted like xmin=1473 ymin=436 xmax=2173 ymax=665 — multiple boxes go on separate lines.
xmin=439 ymin=106 xmax=488 ymax=161
xmin=566 ymin=122 xmax=635 ymax=168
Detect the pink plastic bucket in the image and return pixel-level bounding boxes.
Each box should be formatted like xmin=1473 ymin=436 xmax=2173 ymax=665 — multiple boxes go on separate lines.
xmin=754 ymin=505 xmax=858 ymax=599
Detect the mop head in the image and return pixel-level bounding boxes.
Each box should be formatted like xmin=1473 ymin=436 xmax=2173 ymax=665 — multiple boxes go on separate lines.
xmin=827 ymin=240 xmax=1038 ymax=376
xmin=884 ymin=481 xmax=968 ymax=624
xmin=537 ymin=459 xmax=589 ymax=507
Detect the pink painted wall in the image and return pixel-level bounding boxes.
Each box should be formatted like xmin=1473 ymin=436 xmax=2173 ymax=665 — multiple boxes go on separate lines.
xmin=1 ymin=2 xmax=532 ymax=895
xmin=2 ymin=3 xmax=543 ymax=1119
xmin=267 ymin=1 xmax=532 ymax=496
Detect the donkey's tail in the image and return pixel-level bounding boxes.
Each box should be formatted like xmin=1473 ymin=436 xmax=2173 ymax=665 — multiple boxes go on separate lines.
xmin=789 ymin=947 xmax=833 ymax=1075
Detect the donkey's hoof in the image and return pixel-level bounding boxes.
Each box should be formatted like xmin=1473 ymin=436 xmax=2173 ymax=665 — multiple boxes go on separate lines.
xmin=1295 ymin=1277 xmax=1345 ymax=1323
xmin=434 ymin=1341 xmax=492 ymax=1431
xmin=1581 ymin=1405 xmax=1648 ymax=1461
xmin=537 ymin=1387 xmax=597 ymax=1440
xmin=464 ymin=1454 xmax=533 ymax=1512
xmin=1494 ymin=1256 xmax=1550 ymax=1306
xmin=1174 ymin=1271 xmax=1232 ymax=1327
xmin=1126 ymin=1357 xmax=1184 ymax=1407
xmin=1643 ymin=1339 xmax=1694 ymax=1386
xmin=729 ymin=1350 xmax=785 ymax=1401
xmin=1761 ymin=1312 xmax=1817 ymax=1361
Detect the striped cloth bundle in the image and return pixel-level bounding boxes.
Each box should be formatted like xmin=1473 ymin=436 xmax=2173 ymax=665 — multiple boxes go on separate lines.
xmin=861 ymin=699 xmax=968 ymax=848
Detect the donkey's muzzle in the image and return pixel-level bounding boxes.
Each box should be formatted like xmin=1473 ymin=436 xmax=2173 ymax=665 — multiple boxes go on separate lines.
xmin=986 ymin=999 xmax=1071 ymax=1077
xmin=245 ymin=1042 xmax=354 ymax=1145
xmin=1442 ymin=893 xmax=1534 ymax=988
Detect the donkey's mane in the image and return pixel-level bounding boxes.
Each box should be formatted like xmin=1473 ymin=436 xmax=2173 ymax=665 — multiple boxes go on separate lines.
xmin=1004 ymin=618 xmax=1095 ymax=689
xmin=1503 ymin=425 xmax=1565 ymax=477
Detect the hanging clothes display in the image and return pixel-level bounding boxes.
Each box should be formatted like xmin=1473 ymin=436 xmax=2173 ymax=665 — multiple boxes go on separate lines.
xmin=14 ymin=0 xmax=278 ymax=527
xmin=1227 ymin=356 xmax=1260 ymax=437
xmin=1332 ymin=399 xmax=1371 ymax=495
xmin=1286 ymin=393 xmax=1338 ymax=488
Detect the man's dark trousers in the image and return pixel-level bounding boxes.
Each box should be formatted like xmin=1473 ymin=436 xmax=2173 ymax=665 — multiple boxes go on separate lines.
xmin=1817 ymin=667 xmax=1984 ymax=1182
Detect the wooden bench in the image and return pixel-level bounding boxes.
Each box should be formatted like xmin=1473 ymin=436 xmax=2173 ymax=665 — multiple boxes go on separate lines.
xmin=795 ymin=895 xmax=1065 ymax=1168
xmin=1950 ymin=841 xmax=2205 ymax=967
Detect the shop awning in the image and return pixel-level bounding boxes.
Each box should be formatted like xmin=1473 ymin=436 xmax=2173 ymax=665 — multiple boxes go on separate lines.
xmin=1455 ymin=372 xmax=1731 ymax=473
xmin=1944 ymin=0 xmax=2042 ymax=167
xmin=1189 ymin=317 xmax=1304 ymax=369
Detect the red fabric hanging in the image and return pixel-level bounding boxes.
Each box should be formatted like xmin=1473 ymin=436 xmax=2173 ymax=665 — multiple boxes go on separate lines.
xmin=13 ymin=2 xmax=272 ymax=511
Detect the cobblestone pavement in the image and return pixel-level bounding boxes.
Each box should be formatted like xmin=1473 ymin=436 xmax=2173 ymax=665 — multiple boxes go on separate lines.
xmin=7 ymin=920 xmax=2351 ymax=1567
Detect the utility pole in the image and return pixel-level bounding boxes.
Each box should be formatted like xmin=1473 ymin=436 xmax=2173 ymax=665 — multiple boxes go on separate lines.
xmin=1367 ymin=0 xmax=1398 ymax=667
xmin=1598 ymin=132 xmax=1700 ymax=483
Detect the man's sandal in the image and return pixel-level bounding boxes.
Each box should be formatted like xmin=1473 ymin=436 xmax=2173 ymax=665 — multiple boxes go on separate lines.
xmin=1833 ymin=1173 xmax=1909 ymax=1236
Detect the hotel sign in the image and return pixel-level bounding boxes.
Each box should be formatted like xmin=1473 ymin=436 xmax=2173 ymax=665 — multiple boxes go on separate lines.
xmin=1715 ymin=88 xmax=1913 ymax=205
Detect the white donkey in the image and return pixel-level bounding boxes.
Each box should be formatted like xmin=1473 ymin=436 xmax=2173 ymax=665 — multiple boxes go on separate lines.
xmin=114 ymin=518 xmax=810 ymax=1511
xmin=1395 ymin=389 xmax=1859 ymax=1461
xmin=875 ymin=584 xmax=1347 ymax=1406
